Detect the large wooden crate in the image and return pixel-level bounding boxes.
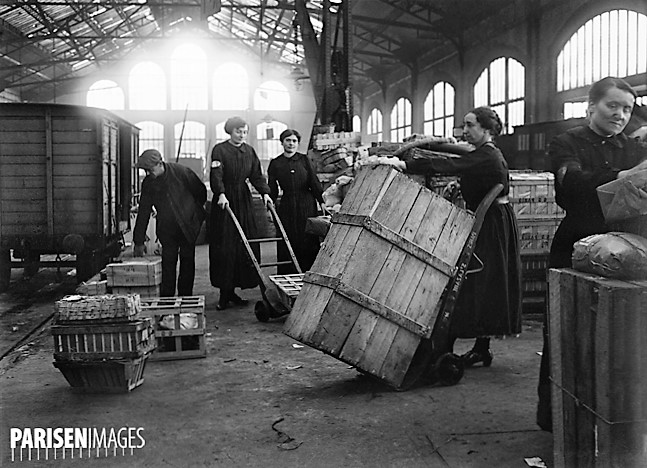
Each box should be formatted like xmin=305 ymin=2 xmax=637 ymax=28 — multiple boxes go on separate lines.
xmin=52 ymin=318 xmax=155 ymax=361
xmin=53 ymin=355 xmax=149 ymax=393
xmin=106 ymin=257 xmax=162 ymax=287
xmin=549 ymin=268 xmax=647 ymax=468
xmin=284 ymin=165 xmax=475 ymax=389
xmin=139 ymin=296 xmax=206 ymax=361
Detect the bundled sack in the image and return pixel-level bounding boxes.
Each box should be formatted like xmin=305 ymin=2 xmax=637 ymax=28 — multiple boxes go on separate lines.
xmin=322 ymin=175 xmax=354 ymax=209
xmin=597 ymin=169 xmax=647 ymax=223
xmin=572 ymin=232 xmax=647 ymax=279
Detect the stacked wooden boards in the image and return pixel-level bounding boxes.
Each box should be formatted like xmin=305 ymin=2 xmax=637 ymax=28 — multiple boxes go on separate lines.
xmin=549 ymin=268 xmax=647 ymax=467
xmin=284 ymin=165 xmax=475 ymax=389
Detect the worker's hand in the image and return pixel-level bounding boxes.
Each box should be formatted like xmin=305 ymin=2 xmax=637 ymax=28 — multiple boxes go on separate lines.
xmin=263 ymin=194 xmax=274 ymax=209
xmin=133 ymin=244 xmax=146 ymax=257
xmin=618 ymin=159 xmax=647 ymax=179
xmin=377 ymin=156 xmax=405 ymax=171
xmin=320 ymin=202 xmax=330 ymax=216
xmin=217 ymin=193 xmax=229 ymax=210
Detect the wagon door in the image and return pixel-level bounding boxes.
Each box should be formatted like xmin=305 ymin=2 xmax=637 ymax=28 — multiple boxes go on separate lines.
xmin=101 ymin=118 xmax=119 ymax=239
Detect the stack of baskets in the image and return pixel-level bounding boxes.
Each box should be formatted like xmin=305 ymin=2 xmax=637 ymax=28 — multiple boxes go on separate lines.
xmin=51 ymin=294 xmax=156 ymax=393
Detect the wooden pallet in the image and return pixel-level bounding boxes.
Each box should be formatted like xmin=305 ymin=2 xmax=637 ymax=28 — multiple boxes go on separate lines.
xmin=53 ymin=355 xmax=149 ymax=393
xmin=549 ymin=268 xmax=647 ymax=467
xmin=52 ymin=318 xmax=155 ymax=360
xmin=139 ymin=296 xmax=206 ymax=361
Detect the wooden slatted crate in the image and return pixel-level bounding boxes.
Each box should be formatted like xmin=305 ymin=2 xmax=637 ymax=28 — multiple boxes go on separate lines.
xmin=106 ymin=258 xmax=162 ymax=287
xmin=269 ymin=274 xmax=304 ymax=309
xmin=55 ymin=294 xmax=141 ymax=322
xmin=52 ymin=318 xmax=155 ymax=360
xmin=284 ymin=165 xmax=475 ymax=389
xmin=110 ymin=284 xmax=161 ymax=299
xmin=549 ymin=268 xmax=647 ymax=468
xmin=53 ymin=355 xmax=149 ymax=393
xmin=509 ymin=170 xmax=565 ymax=221
xmin=139 ymin=296 xmax=206 ymax=361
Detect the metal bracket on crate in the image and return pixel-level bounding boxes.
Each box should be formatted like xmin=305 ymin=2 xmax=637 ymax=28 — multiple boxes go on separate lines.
xmin=303 ymin=271 xmax=432 ymax=338
xmin=331 ymin=212 xmax=456 ymax=277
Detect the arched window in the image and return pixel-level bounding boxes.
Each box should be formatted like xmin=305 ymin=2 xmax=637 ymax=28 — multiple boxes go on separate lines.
xmin=390 ymin=97 xmax=412 ymax=143
xmin=352 ymin=115 xmax=361 ymax=133
xmin=213 ymin=63 xmax=249 ymax=110
xmin=171 ymin=44 xmax=208 ymax=110
xmin=474 ymin=57 xmax=525 ymax=134
xmin=87 ymin=80 xmax=124 ymax=110
xmin=367 ymin=108 xmax=383 ymax=143
xmin=129 ymin=62 xmax=166 ymax=110
xmin=256 ymin=120 xmax=288 ymax=171
xmin=136 ymin=121 xmax=165 ymax=155
xmin=423 ymin=81 xmax=455 ymax=138
xmin=557 ymin=9 xmax=647 ymax=118
xmin=557 ymin=9 xmax=647 ymax=92
xmin=254 ymin=81 xmax=290 ymax=111
xmin=174 ymin=121 xmax=206 ymax=179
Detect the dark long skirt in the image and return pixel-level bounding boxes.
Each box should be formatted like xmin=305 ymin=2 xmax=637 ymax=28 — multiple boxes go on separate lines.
xmin=275 ymin=192 xmax=320 ymax=274
xmin=209 ymin=184 xmax=261 ymax=291
xmin=450 ymin=203 xmax=522 ymax=338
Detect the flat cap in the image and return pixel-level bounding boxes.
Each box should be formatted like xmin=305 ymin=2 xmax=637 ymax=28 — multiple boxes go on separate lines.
xmin=137 ymin=149 xmax=163 ymax=170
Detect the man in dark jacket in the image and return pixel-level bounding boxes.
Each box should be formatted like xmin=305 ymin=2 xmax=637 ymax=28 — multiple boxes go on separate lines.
xmin=133 ymin=149 xmax=207 ymax=297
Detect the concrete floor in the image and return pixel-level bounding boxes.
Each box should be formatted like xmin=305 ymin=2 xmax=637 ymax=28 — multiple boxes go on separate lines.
xmin=0 ymin=244 xmax=552 ymax=467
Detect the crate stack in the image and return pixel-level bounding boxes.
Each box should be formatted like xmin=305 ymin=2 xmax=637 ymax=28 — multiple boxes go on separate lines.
xmin=106 ymin=257 xmax=162 ymax=298
xmin=51 ymin=294 xmax=155 ymax=393
xmin=140 ymin=296 xmax=206 ymax=361
xmin=509 ymin=170 xmax=565 ymax=313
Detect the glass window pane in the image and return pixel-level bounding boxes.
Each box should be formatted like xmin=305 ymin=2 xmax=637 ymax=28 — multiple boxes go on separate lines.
xmin=130 ymin=62 xmax=166 ymax=110
xmin=171 ymin=44 xmax=208 ymax=110
xmin=87 ymin=80 xmax=124 ymax=110
xmin=213 ymin=63 xmax=249 ymax=110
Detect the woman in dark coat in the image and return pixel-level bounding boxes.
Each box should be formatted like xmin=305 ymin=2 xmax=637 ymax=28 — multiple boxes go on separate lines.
xmin=267 ymin=129 xmax=324 ymax=274
xmin=209 ymin=116 xmax=273 ymax=310
xmin=536 ymin=76 xmax=647 ymax=432
xmin=376 ymin=106 xmax=522 ymax=366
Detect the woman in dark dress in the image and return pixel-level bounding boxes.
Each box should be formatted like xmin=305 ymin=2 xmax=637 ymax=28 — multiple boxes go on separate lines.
xmin=209 ymin=116 xmax=273 ymax=310
xmin=375 ymin=106 xmax=522 ymax=366
xmin=536 ymin=77 xmax=647 ymax=432
xmin=267 ymin=129 xmax=324 ymax=274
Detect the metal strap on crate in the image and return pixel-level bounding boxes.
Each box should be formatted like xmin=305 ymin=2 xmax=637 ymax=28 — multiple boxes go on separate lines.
xmin=304 ymin=272 xmax=432 ymax=338
xmin=549 ymin=377 xmax=647 ymax=425
xmin=331 ymin=213 xmax=455 ymax=278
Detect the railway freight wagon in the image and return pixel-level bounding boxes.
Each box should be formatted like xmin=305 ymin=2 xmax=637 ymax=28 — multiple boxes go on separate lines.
xmin=0 ymin=103 xmax=139 ymax=292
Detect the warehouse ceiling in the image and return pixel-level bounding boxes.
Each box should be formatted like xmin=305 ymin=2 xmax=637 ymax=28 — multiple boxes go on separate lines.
xmin=0 ymin=0 xmax=518 ymax=102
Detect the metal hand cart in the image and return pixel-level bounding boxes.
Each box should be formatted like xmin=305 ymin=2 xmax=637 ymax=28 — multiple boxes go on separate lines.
xmin=282 ymin=165 xmax=504 ymax=390
xmin=225 ymin=203 xmax=303 ymax=322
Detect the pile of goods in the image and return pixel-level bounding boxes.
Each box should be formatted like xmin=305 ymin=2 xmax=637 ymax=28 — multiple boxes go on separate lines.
xmin=52 ymin=294 xmax=155 ymax=393
xmin=309 ymin=130 xmax=361 ymax=191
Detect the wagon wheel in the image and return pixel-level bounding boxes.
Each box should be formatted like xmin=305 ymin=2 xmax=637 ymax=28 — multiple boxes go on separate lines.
xmin=435 ymin=352 xmax=464 ymax=386
xmin=254 ymin=300 xmax=271 ymax=322
xmin=0 ymin=249 xmax=11 ymax=293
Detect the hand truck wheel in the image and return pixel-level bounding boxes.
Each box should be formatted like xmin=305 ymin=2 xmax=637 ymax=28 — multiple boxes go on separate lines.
xmin=435 ymin=352 xmax=465 ymax=386
xmin=254 ymin=300 xmax=271 ymax=322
